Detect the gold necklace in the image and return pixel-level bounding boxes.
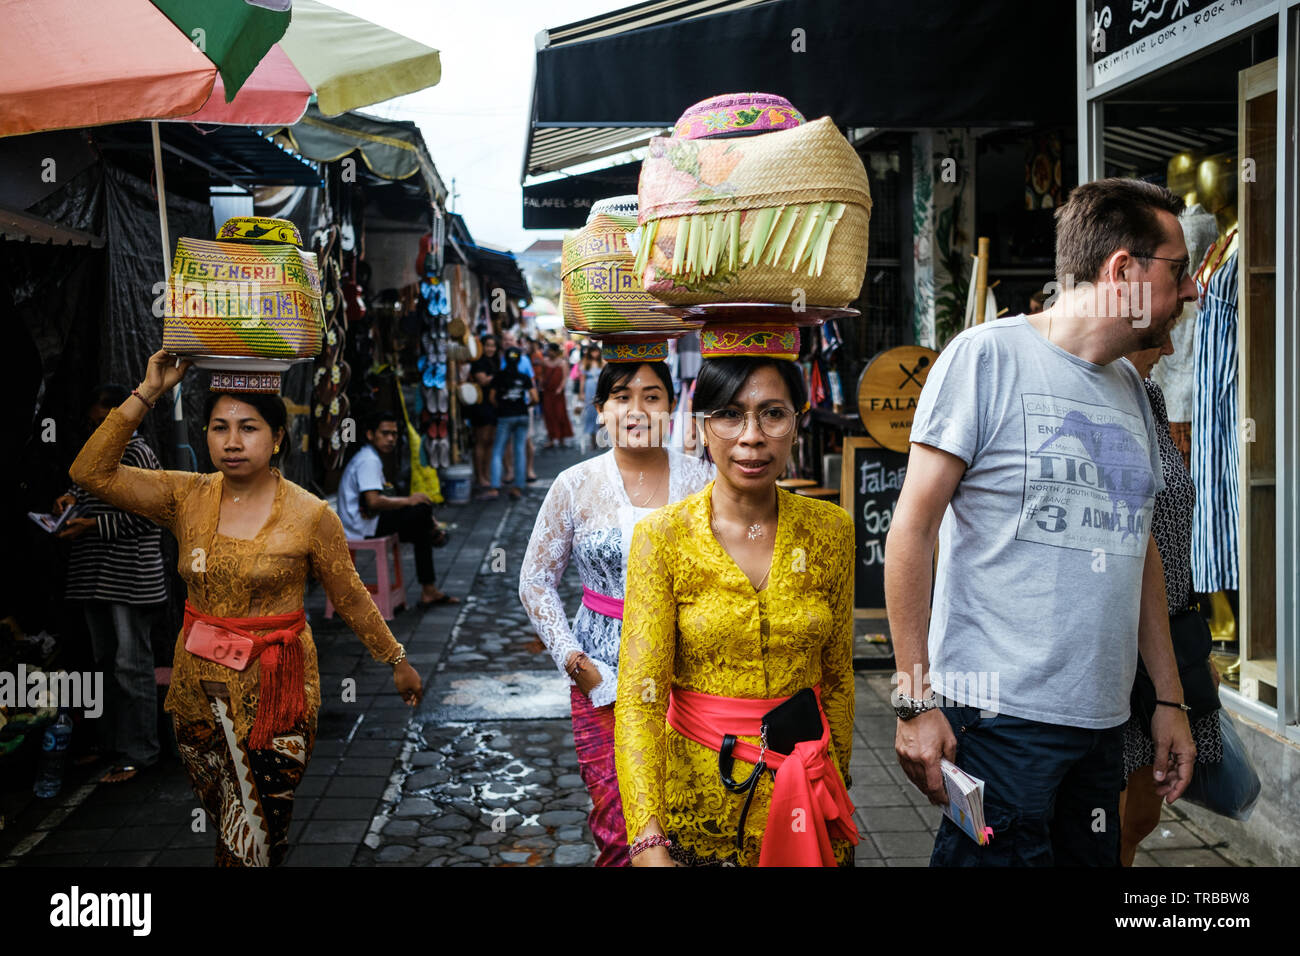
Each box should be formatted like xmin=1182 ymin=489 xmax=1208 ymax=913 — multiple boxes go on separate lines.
xmin=629 ymin=468 xmax=665 ymax=506
xmin=710 ymin=497 xmax=776 ymax=591
xmin=620 ymin=452 xmax=667 ymax=507
xmin=710 ymin=515 xmax=773 ymax=591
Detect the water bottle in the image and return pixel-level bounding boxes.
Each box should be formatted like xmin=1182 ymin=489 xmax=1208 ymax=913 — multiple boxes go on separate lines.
xmin=33 ymin=709 xmax=73 ymax=798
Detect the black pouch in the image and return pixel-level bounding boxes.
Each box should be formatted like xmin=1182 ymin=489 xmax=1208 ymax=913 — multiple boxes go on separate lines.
xmin=717 ymin=688 xmax=824 ymax=850
xmin=1131 ymin=608 xmax=1221 ymax=725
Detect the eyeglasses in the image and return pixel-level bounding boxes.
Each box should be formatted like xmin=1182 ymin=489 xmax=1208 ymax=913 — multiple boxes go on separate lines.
xmin=1136 ymin=254 xmax=1191 ymax=284
xmin=701 ymin=406 xmax=797 ymax=439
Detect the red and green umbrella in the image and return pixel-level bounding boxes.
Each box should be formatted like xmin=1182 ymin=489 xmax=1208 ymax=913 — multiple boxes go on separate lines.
xmin=0 ymin=0 xmax=290 ymax=136
xmin=0 ymin=0 xmax=441 ymax=137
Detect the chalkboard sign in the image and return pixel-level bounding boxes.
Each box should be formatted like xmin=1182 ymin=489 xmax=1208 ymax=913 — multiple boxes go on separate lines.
xmin=840 ymin=436 xmax=909 ymax=614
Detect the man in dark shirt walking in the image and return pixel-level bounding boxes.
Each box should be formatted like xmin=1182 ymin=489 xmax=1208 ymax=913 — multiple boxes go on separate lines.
xmin=485 ymin=347 xmax=538 ymax=500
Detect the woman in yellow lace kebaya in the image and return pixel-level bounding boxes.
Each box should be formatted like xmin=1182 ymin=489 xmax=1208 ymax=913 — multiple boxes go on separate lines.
xmin=615 ymin=350 xmax=858 ymax=866
xmin=70 ymin=351 xmax=422 ymax=867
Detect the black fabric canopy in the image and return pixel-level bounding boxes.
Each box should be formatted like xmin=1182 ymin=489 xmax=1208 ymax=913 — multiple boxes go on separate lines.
xmin=522 ymin=160 xmax=642 ymax=229
xmin=527 ymin=0 xmax=1074 ymax=177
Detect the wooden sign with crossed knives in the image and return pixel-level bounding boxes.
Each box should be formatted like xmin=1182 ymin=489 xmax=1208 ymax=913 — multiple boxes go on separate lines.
xmin=856 ymin=345 xmax=940 ymax=453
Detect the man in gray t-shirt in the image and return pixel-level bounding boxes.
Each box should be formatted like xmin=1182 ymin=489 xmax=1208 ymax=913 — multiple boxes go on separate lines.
xmin=885 ymin=178 xmax=1198 ymax=866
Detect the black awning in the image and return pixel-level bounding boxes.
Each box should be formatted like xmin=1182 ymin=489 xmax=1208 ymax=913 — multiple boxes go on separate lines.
xmin=94 ymin=123 xmax=321 ymax=188
xmin=522 ymin=160 xmax=642 ymax=229
xmin=469 ymin=245 xmax=532 ymax=304
xmin=528 ymin=0 xmax=1075 ymax=175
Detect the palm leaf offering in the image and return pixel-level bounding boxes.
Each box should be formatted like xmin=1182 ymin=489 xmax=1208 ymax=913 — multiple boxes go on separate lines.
xmin=764 ymin=206 xmax=801 ymax=268
xmin=637 ymin=117 xmax=872 ymax=306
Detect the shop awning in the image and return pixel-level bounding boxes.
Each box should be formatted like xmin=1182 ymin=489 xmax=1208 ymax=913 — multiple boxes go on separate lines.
xmin=524 ymin=0 xmax=1074 ymax=179
xmin=469 ymin=244 xmax=531 ymax=304
xmin=95 ymin=122 xmax=321 ymax=187
xmin=0 ymin=204 xmax=105 ymax=246
xmin=522 ymin=159 xmax=642 ymax=229
xmin=279 ymin=106 xmax=447 ymax=203
xmin=443 ymin=213 xmax=531 ymax=303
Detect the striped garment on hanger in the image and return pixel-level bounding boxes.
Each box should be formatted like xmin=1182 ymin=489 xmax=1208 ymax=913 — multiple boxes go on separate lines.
xmin=1190 ymin=252 xmax=1239 ymax=593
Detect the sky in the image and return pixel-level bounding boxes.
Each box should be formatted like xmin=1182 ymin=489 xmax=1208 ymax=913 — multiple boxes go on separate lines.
xmin=321 ymin=0 xmax=622 ymax=255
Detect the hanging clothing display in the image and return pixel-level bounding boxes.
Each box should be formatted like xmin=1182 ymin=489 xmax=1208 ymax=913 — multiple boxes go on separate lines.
xmin=1154 ymin=204 xmax=1219 ymax=423
xmin=1190 ymin=252 xmax=1239 ymax=593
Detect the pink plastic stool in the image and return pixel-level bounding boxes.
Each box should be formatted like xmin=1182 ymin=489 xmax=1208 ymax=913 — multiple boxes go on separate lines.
xmin=324 ymin=534 xmax=405 ymax=621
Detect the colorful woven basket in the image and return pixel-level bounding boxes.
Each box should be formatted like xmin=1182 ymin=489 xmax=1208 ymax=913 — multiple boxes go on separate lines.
xmin=635 ymin=110 xmax=872 ymax=308
xmin=673 ymin=92 xmax=806 ymax=140
xmin=215 ymin=216 xmax=305 ymax=246
xmin=163 ymin=228 xmax=324 ymax=360
xmin=560 ymin=195 xmax=694 ymax=334
xmin=574 ymin=327 xmax=700 ymax=365
xmin=699 ymin=324 xmax=800 ymax=361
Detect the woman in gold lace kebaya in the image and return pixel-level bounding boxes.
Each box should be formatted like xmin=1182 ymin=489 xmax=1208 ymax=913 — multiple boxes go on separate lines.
xmin=615 ymin=350 xmax=858 ymax=866
xmin=70 ymin=351 xmax=422 ymax=866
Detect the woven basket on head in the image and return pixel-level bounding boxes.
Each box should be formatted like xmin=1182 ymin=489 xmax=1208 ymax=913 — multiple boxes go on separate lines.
xmin=635 ymin=117 xmax=872 ymax=308
xmin=561 ymin=199 xmax=697 ymax=334
xmin=164 ymin=237 xmax=324 ymax=358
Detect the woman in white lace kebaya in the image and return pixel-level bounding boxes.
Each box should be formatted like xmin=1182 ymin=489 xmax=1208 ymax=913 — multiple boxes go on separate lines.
xmin=520 ymin=356 xmax=713 ymax=866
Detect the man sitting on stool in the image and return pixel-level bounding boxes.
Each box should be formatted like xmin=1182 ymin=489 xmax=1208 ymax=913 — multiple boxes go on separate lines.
xmin=338 ymin=410 xmax=459 ymax=608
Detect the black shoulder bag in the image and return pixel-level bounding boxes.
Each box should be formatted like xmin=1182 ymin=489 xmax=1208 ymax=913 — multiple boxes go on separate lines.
xmin=717 ymin=688 xmax=823 ymax=851
xmin=1131 ymin=607 xmax=1221 ymax=726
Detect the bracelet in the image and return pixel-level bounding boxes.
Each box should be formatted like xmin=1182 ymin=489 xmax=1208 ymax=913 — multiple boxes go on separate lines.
xmin=629 ymin=834 xmax=672 ymax=858
xmin=131 ymin=388 xmax=157 ymax=410
xmin=387 ymin=645 xmax=407 ymax=666
xmin=1155 ymin=699 xmax=1191 ymax=712
xmin=566 ymin=653 xmax=587 ymax=677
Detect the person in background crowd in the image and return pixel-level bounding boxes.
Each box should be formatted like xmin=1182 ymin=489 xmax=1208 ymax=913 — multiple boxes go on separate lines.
xmin=520 ymin=356 xmax=713 ymax=865
xmin=528 ymin=338 xmax=547 ymax=464
xmin=568 ymin=342 xmax=584 ymax=424
xmin=499 ymin=330 xmax=538 ymax=484
xmin=337 ymin=411 xmax=458 ymax=608
xmin=888 ymin=177 xmax=1198 ymax=866
xmin=70 ymin=351 xmax=421 ymax=866
xmin=468 ymin=335 xmax=500 ymax=495
xmin=538 ymin=342 xmax=575 ymax=450
xmin=1028 ymin=288 xmax=1048 ymax=314
xmin=616 ymin=355 xmax=856 ymax=866
xmin=54 ymin=384 xmax=168 ymax=784
xmin=484 ymin=347 xmax=537 ymax=500
xmin=580 ymin=346 xmax=604 ymax=453
xmin=1118 ymin=332 xmax=1223 ymax=866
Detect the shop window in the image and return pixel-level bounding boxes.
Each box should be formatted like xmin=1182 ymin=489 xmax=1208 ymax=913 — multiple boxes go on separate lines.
xmin=977 ymin=128 xmax=1075 ymax=317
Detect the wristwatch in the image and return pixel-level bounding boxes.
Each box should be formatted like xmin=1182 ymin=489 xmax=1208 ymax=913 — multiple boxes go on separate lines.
xmin=894 ymin=690 xmax=939 ymax=721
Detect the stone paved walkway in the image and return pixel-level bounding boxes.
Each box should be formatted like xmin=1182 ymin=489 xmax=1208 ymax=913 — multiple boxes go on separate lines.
xmin=355 ymin=464 xmax=597 ymax=866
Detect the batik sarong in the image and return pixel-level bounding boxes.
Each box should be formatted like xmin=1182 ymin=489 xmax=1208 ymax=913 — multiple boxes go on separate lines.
xmin=176 ymin=683 xmax=315 ymax=867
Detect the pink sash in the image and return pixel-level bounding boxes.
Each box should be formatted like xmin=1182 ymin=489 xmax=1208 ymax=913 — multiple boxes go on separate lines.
xmin=666 ymin=685 xmax=858 ymax=866
xmin=582 ymin=586 xmax=624 ymax=620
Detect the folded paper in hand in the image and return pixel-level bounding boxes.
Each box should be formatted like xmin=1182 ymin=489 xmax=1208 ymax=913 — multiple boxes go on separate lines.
xmin=941 ymin=758 xmax=994 ymax=846
xmin=29 ymin=506 xmax=78 ymax=534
